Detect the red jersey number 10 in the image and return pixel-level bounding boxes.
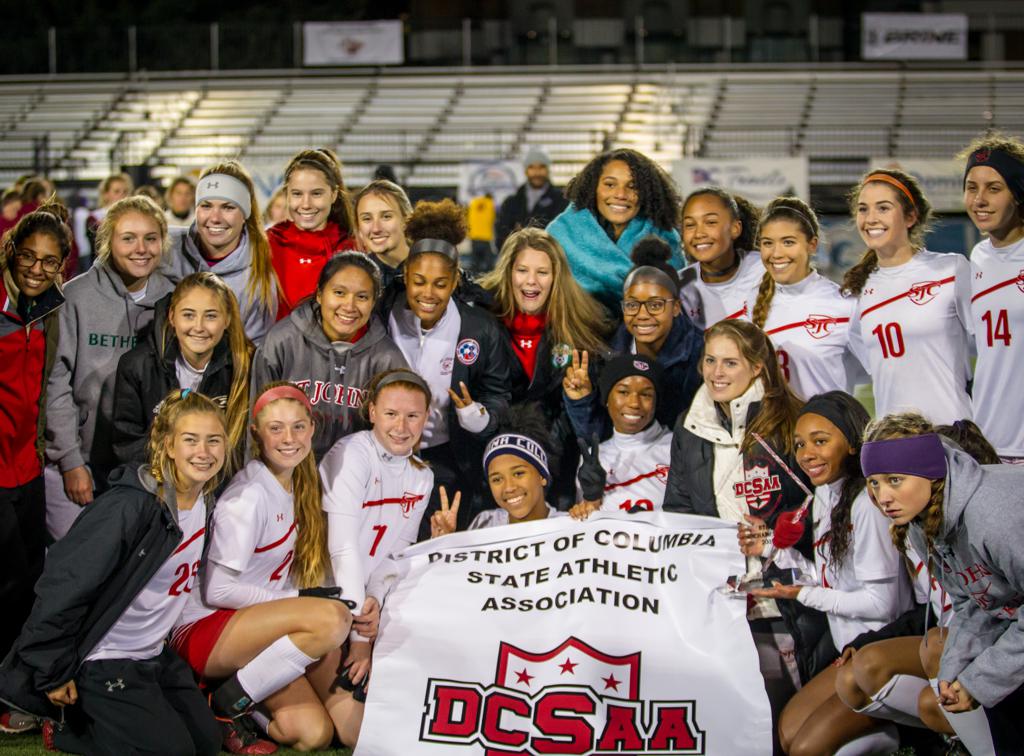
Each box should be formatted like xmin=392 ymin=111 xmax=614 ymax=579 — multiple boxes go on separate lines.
xmin=981 ymin=309 xmax=1011 ymax=347
xmin=871 ymin=322 xmax=905 ymax=359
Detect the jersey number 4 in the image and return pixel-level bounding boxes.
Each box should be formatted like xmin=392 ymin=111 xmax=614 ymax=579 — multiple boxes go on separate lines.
xmin=981 ymin=309 xmax=1012 ymax=347
xmin=871 ymin=322 xmax=905 ymax=359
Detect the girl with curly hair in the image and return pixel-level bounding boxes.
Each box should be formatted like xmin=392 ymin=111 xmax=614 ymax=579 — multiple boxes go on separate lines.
xmin=547 ymin=148 xmax=683 ymax=313
xmin=269 ymin=149 xmax=357 ymax=318
xmin=859 ymin=412 xmax=1024 ymax=755
xmin=843 ymin=169 xmax=972 ymax=425
xmin=959 ymin=133 xmax=1024 ymax=462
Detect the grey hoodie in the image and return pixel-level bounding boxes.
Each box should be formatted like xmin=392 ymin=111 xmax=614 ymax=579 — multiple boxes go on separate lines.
xmin=163 ymin=225 xmax=277 ymax=345
xmin=45 ymin=262 xmax=175 ymax=475
xmin=909 ymin=442 xmax=1024 ymax=708
xmin=251 ymin=303 xmax=407 ymax=459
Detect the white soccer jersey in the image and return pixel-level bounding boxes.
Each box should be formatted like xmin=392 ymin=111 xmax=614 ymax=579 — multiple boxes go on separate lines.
xmin=576 ymin=423 xmax=672 ymax=511
xmin=907 ymin=544 xmax=954 ymax=629
xmin=320 ymin=430 xmax=433 ymax=615
xmin=468 ymin=503 xmax=563 ymax=529
xmin=969 ymin=237 xmax=1024 ymax=457
xmin=798 ymin=484 xmax=911 ymax=650
xmin=678 ymin=252 xmax=765 ymax=330
xmin=848 ymin=250 xmax=973 ymax=424
xmin=749 ymin=272 xmax=863 ymax=400
xmin=178 ymin=460 xmax=297 ymax=627
xmin=88 ymin=496 xmax=207 ymax=661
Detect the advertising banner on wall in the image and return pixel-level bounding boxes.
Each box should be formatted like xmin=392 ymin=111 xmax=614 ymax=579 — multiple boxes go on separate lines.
xmin=458 ymin=160 xmax=522 ymax=206
xmin=869 ymin=157 xmax=965 ymax=212
xmin=862 ymin=14 xmax=968 ymax=60
xmin=303 ymin=21 xmax=405 ymax=66
xmin=356 ymin=512 xmax=771 ymax=756
xmin=673 ymin=157 xmax=810 ymax=205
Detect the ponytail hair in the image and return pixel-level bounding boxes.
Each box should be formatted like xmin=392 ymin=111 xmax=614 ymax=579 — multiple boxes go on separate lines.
xmin=682 ymin=187 xmax=760 ymax=261
xmin=935 ymin=419 xmax=1000 ymax=466
xmin=842 ymin=169 xmax=932 ymax=296
xmin=147 ymin=389 xmax=227 ymax=498
xmin=199 ymin=161 xmax=279 ymax=315
xmin=164 ymin=273 xmax=254 ymax=474
xmin=252 ymin=380 xmax=328 ymax=588
xmin=752 ymin=196 xmax=821 ymax=328
xmin=283 ymin=148 xmax=354 ymax=235
xmin=704 ymin=319 xmax=802 ymax=454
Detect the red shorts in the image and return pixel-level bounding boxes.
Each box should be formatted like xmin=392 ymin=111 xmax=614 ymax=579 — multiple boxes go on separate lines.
xmin=170 ymin=609 xmax=236 ymax=678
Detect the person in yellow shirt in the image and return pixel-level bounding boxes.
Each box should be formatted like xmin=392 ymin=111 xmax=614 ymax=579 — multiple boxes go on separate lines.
xmin=467 ymin=192 xmax=495 ymax=273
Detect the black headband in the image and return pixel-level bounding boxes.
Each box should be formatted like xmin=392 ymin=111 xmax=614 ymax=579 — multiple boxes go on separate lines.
xmin=965 ymin=148 xmax=1024 ymax=205
xmin=623 ymin=265 xmax=679 ymax=297
xmin=409 ymin=238 xmax=459 ymax=263
xmin=799 ymin=393 xmax=863 ymax=449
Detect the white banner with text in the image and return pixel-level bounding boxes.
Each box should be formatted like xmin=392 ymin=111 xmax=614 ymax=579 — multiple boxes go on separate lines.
xmin=673 ymin=157 xmax=810 ymax=206
xmin=356 ymin=511 xmax=771 ymax=756
xmin=862 ymin=13 xmax=968 ymax=60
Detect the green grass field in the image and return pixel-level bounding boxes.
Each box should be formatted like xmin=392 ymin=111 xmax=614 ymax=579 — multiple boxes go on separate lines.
xmin=0 ymin=732 xmax=352 ymax=755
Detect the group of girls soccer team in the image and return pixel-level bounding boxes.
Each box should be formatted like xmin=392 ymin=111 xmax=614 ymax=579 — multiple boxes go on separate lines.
xmin=0 ymin=132 xmax=1021 ymax=755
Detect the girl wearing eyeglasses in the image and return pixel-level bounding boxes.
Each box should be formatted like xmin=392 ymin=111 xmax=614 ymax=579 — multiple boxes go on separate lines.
xmin=0 ymin=201 xmax=71 ymax=675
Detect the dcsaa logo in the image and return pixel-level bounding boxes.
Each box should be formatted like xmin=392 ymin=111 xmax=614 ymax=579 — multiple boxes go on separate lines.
xmin=420 ymin=637 xmax=706 ymax=754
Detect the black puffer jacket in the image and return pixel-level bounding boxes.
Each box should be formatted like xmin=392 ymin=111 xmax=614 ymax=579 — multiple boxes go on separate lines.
xmin=112 ymin=295 xmax=235 ymax=464
xmin=0 ymin=466 xmax=194 ymax=720
xmin=495 ymin=183 xmax=569 ymax=248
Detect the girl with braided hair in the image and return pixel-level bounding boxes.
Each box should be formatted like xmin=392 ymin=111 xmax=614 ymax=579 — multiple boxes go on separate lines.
xmin=747 ymin=197 xmax=862 ymax=400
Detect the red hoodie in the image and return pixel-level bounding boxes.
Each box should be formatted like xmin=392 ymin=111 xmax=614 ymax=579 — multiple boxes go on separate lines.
xmin=268 ymin=220 xmax=357 ymax=319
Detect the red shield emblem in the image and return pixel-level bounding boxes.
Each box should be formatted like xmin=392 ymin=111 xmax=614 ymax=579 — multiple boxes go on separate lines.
xmin=803 ymin=315 xmax=838 ymax=339
xmin=496 ymin=637 xmax=640 ymax=700
xmin=1016 ymin=269 xmax=1024 ymax=294
xmin=908 ymin=281 xmax=941 ymax=305
xmin=653 ymin=464 xmax=670 ymax=483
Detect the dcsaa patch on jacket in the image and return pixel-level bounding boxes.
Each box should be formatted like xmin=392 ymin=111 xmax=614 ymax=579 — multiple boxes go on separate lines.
xmin=735 ymin=464 xmax=782 ymax=511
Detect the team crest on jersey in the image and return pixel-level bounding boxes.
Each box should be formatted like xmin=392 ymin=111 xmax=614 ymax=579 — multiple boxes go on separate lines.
xmin=908 ymin=281 xmax=942 ymax=305
xmin=456 ymin=338 xmax=480 ymax=365
xmin=440 ymin=357 xmax=454 ymax=375
xmin=1016 ymin=269 xmax=1024 ymax=293
xmin=653 ymin=464 xmax=670 ymax=483
xmin=803 ymin=315 xmax=838 ymax=339
xmin=551 ymin=343 xmax=572 ymax=369
xmin=420 ymin=636 xmax=706 ymax=754
xmin=734 ymin=465 xmax=782 ymax=510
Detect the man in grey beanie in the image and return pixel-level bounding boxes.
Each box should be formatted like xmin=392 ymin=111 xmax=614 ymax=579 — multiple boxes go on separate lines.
xmin=494 ymin=147 xmax=568 ymax=248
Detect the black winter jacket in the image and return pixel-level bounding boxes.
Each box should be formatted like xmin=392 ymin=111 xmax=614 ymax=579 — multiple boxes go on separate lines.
xmin=663 ymin=390 xmax=814 ymax=560
xmin=0 ymin=466 xmax=195 ymax=720
xmin=495 ymin=183 xmax=569 ymax=247
xmin=112 ymin=295 xmax=235 ymax=464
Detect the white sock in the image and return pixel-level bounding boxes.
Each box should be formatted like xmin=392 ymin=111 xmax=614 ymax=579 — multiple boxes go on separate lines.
xmin=853 ymin=674 xmax=928 ymax=728
xmin=833 ymin=724 xmax=899 ymax=756
xmin=944 ymin=707 xmax=996 ymax=756
xmin=236 ymin=635 xmax=318 ymax=703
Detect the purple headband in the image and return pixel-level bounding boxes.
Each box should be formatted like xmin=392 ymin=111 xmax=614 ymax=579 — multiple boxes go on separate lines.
xmin=860 ymin=434 xmax=948 ymax=480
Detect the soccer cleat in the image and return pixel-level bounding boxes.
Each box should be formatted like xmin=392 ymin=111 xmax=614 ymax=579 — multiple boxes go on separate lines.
xmin=209 ymin=674 xmax=254 ymax=719
xmin=219 ymin=715 xmax=278 ymax=755
xmin=0 ymin=710 xmax=39 ymax=734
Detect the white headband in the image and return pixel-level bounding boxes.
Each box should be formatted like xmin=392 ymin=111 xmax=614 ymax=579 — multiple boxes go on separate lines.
xmin=195 ymin=174 xmax=251 ymax=219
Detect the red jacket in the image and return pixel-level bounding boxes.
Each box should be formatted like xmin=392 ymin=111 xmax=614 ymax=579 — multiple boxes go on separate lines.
xmin=0 ymin=272 xmax=63 ymax=488
xmin=268 ymin=220 xmax=356 ymax=319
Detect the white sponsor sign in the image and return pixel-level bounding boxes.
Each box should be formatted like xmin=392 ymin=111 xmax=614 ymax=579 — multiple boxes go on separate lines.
xmin=870 ymin=157 xmax=964 ymax=213
xmin=862 ymin=13 xmax=967 ymax=60
xmin=303 ymin=20 xmax=404 ymax=66
xmin=673 ymin=157 xmax=810 ymax=206
xmin=458 ymin=160 xmax=522 ymax=206
xmin=357 ymin=511 xmax=772 ymax=756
